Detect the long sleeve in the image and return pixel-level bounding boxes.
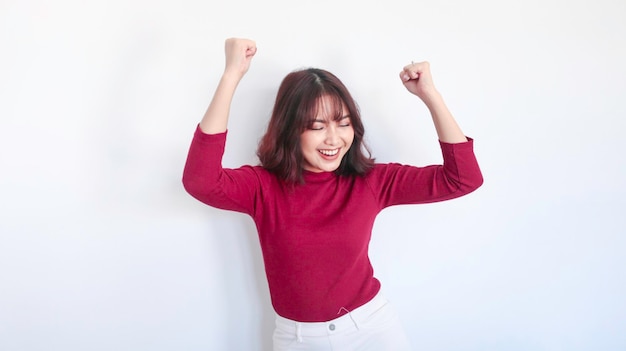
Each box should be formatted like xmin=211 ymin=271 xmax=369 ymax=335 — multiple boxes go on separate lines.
xmin=182 ymin=130 xmax=483 ymax=322
xmin=366 ymin=137 xmax=483 ymax=208
xmin=182 ymin=126 xmax=260 ymax=215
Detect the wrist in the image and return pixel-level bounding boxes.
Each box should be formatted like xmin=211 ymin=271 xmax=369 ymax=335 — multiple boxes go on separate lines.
xmin=418 ymin=89 xmax=443 ymax=108
xmin=221 ymin=69 xmax=244 ymax=84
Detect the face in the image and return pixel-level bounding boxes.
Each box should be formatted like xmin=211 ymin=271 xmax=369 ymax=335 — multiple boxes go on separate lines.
xmin=300 ymin=95 xmax=355 ymax=173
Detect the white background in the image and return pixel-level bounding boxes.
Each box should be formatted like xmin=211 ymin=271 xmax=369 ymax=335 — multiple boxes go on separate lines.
xmin=1 ymin=0 xmax=625 ymax=350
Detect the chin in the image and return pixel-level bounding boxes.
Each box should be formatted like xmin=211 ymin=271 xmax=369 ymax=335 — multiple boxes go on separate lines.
xmin=324 ymin=163 xmax=341 ymax=172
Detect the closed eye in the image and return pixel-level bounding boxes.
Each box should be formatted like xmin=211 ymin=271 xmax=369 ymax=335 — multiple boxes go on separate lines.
xmin=309 ymin=123 xmax=325 ymax=130
xmin=338 ymin=115 xmax=351 ymax=127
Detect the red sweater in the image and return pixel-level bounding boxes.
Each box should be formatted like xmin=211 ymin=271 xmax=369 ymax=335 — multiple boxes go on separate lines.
xmin=183 ymin=127 xmax=483 ymax=322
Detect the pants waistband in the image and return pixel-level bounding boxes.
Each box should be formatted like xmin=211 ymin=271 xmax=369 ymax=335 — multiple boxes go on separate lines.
xmin=274 ymin=292 xmax=389 ymax=337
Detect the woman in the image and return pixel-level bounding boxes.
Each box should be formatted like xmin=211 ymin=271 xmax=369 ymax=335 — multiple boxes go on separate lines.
xmin=183 ymin=38 xmax=483 ymax=351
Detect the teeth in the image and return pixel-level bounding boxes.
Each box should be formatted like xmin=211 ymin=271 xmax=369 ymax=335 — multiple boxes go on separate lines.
xmin=319 ymin=149 xmax=339 ymax=156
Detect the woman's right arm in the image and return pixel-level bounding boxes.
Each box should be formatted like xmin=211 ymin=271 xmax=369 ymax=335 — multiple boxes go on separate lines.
xmin=182 ymin=38 xmax=259 ymax=214
xmin=199 ymin=38 xmax=257 ymax=134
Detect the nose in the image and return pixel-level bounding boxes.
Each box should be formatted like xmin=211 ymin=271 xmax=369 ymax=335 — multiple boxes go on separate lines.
xmin=324 ymin=125 xmax=340 ymax=145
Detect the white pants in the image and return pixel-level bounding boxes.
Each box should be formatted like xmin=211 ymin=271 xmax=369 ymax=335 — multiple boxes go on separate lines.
xmin=272 ymin=293 xmax=412 ymax=351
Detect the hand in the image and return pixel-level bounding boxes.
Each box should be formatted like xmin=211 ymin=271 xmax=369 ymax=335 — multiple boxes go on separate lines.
xmin=399 ymin=61 xmax=438 ymax=101
xmin=224 ymin=38 xmax=257 ymax=78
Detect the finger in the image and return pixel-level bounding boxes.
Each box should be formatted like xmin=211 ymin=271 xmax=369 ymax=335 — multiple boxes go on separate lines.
xmin=399 ymin=70 xmax=412 ymax=82
xmin=246 ymin=46 xmax=257 ymax=58
xmin=407 ymin=69 xmax=420 ymax=79
xmin=399 ymin=71 xmax=407 ymax=81
xmin=402 ymin=62 xmax=421 ymax=78
xmin=412 ymin=61 xmax=431 ymax=76
xmin=404 ymin=61 xmax=430 ymax=71
xmin=400 ymin=68 xmax=419 ymax=81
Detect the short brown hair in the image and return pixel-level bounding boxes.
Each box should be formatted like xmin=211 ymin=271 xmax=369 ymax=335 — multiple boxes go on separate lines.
xmin=257 ymin=68 xmax=374 ymax=184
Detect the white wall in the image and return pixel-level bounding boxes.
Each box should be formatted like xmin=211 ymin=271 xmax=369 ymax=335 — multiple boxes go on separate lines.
xmin=1 ymin=0 xmax=625 ymax=350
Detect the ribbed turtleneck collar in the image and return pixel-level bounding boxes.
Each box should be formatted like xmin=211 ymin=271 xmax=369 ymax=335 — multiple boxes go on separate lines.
xmin=302 ymin=170 xmax=336 ymax=183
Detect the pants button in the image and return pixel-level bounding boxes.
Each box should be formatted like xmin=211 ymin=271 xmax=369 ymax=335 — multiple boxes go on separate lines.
xmin=329 ymin=323 xmax=336 ymax=331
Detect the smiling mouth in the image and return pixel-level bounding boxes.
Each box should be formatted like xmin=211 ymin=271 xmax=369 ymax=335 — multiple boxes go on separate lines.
xmin=318 ymin=149 xmax=339 ymax=156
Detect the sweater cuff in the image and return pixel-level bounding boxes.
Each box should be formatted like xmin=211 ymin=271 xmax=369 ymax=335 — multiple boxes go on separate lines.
xmin=194 ymin=124 xmax=228 ymax=144
xmin=439 ymin=136 xmax=474 ymax=149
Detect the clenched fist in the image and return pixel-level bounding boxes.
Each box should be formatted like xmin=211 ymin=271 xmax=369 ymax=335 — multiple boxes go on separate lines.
xmin=399 ymin=61 xmax=438 ymax=102
xmin=224 ymin=38 xmax=257 ymax=78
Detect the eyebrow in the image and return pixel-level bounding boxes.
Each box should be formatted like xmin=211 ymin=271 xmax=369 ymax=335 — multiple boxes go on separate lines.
xmin=313 ymin=115 xmax=351 ymax=123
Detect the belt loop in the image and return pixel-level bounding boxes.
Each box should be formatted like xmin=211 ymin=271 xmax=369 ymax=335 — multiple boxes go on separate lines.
xmin=296 ymin=322 xmax=303 ymax=343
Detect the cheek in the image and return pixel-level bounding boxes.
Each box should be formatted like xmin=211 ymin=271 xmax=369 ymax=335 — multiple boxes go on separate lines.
xmin=300 ymin=133 xmax=319 ymax=153
xmin=346 ymin=129 xmax=355 ymax=146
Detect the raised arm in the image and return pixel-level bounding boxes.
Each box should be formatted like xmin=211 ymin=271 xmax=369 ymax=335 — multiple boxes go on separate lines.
xmin=182 ymin=38 xmax=260 ymax=215
xmin=200 ymin=38 xmax=257 ymax=134
xmin=399 ymin=62 xmax=467 ymax=144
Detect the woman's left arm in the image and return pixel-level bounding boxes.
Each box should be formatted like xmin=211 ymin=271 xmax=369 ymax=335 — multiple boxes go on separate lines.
xmin=399 ymin=62 xmax=467 ymax=144
xmin=361 ymin=61 xmax=483 ymax=208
